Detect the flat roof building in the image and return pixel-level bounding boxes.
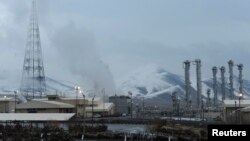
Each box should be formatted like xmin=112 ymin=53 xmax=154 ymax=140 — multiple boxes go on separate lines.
xmin=16 ymin=100 xmax=74 ymax=113
xmin=15 ymin=95 xmax=114 ymax=117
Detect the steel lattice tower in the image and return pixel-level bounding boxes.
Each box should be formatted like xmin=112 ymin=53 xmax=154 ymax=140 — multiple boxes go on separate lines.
xmin=20 ymin=0 xmax=46 ymax=99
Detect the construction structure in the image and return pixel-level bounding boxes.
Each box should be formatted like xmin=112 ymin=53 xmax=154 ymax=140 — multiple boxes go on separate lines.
xmin=20 ymin=0 xmax=46 ymax=99
xmin=212 ymin=66 xmax=218 ymax=107
xmin=183 ymin=60 xmax=192 ymax=112
xmin=220 ymin=66 xmax=226 ymax=101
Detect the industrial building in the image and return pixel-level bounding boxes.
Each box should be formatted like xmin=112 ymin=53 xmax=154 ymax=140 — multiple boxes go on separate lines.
xmin=10 ymin=95 xmax=114 ymax=117
xmin=223 ymin=100 xmax=250 ymax=124
xmin=56 ymin=96 xmax=114 ymax=117
xmin=109 ymin=95 xmax=131 ymax=116
xmin=0 ymin=97 xmax=16 ymax=113
xmin=16 ymin=99 xmax=74 ymax=113
xmin=240 ymin=107 xmax=250 ymax=124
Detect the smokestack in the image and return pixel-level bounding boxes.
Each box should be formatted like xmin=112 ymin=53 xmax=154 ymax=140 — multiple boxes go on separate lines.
xmin=184 ymin=60 xmax=191 ymax=111
xmin=220 ymin=66 xmax=226 ymax=101
xmin=228 ymin=60 xmax=234 ymax=100
xmin=212 ymin=66 xmax=218 ymax=107
xmin=194 ymin=59 xmax=202 ymax=110
xmin=238 ymin=64 xmax=243 ymax=98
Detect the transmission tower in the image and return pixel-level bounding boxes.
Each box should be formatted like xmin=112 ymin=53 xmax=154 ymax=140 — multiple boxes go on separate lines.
xmin=20 ymin=0 xmax=46 ymax=99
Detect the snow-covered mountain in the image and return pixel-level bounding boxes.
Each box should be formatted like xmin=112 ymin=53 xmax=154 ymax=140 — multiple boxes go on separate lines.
xmin=1 ymin=64 xmax=249 ymax=108
xmin=117 ymin=64 xmax=250 ymax=108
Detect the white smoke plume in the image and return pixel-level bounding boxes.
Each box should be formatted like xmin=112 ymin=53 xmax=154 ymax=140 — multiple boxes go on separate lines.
xmin=51 ymin=22 xmax=116 ymax=97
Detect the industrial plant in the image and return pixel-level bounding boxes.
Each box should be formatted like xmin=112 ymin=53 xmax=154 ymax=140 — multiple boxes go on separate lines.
xmin=0 ymin=0 xmax=249 ymax=140
xmin=181 ymin=59 xmax=247 ymax=124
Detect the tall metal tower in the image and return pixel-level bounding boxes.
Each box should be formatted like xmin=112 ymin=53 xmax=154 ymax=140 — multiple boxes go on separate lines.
xmin=212 ymin=66 xmax=218 ymax=107
xmin=20 ymin=0 xmax=46 ymax=99
xmin=228 ymin=60 xmax=234 ymax=100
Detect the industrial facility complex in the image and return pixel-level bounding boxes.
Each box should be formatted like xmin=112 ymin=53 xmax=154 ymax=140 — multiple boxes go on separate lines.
xmin=0 ymin=0 xmax=248 ymax=124
xmin=0 ymin=2 xmax=250 ymax=141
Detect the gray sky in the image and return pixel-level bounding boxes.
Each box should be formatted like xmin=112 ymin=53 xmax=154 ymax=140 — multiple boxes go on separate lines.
xmin=0 ymin=0 xmax=250 ymax=92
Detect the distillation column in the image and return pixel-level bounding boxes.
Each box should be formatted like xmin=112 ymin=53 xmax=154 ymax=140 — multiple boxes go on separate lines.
xmin=194 ymin=59 xmax=202 ymax=111
xmin=238 ymin=64 xmax=243 ymax=98
xmin=212 ymin=66 xmax=218 ymax=107
xmin=220 ymin=66 xmax=226 ymax=101
xmin=206 ymin=89 xmax=211 ymax=107
xmin=184 ymin=60 xmax=191 ymax=112
xmin=228 ymin=60 xmax=234 ymax=100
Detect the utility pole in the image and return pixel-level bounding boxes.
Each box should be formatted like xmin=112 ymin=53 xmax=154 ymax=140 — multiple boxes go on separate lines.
xmin=75 ymin=86 xmax=80 ymax=117
xmin=92 ymin=95 xmax=96 ymax=127
xmin=142 ymin=97 xmax=144 ymax=119
xmin=14 ymin=91 xmax=17 ymax=113
xmin=81 ymin=91 xmax=85 ymax=140
xmin=102 ymin=88 xmax=105 ymax=116
xmin=128 ymin=91 xmax=133 ymax=119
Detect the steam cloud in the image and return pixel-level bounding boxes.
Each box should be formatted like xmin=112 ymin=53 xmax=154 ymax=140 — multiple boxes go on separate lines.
xmin=51 ymin=22 xmax=116 ymax=97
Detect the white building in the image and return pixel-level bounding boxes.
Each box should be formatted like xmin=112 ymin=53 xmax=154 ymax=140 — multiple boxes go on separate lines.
xmin=0 ymin=96 xmax=16 ymax=113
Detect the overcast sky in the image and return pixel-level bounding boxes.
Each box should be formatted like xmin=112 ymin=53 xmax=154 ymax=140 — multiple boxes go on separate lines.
xmin=0 ymin=0 xmax=250 ymax=92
